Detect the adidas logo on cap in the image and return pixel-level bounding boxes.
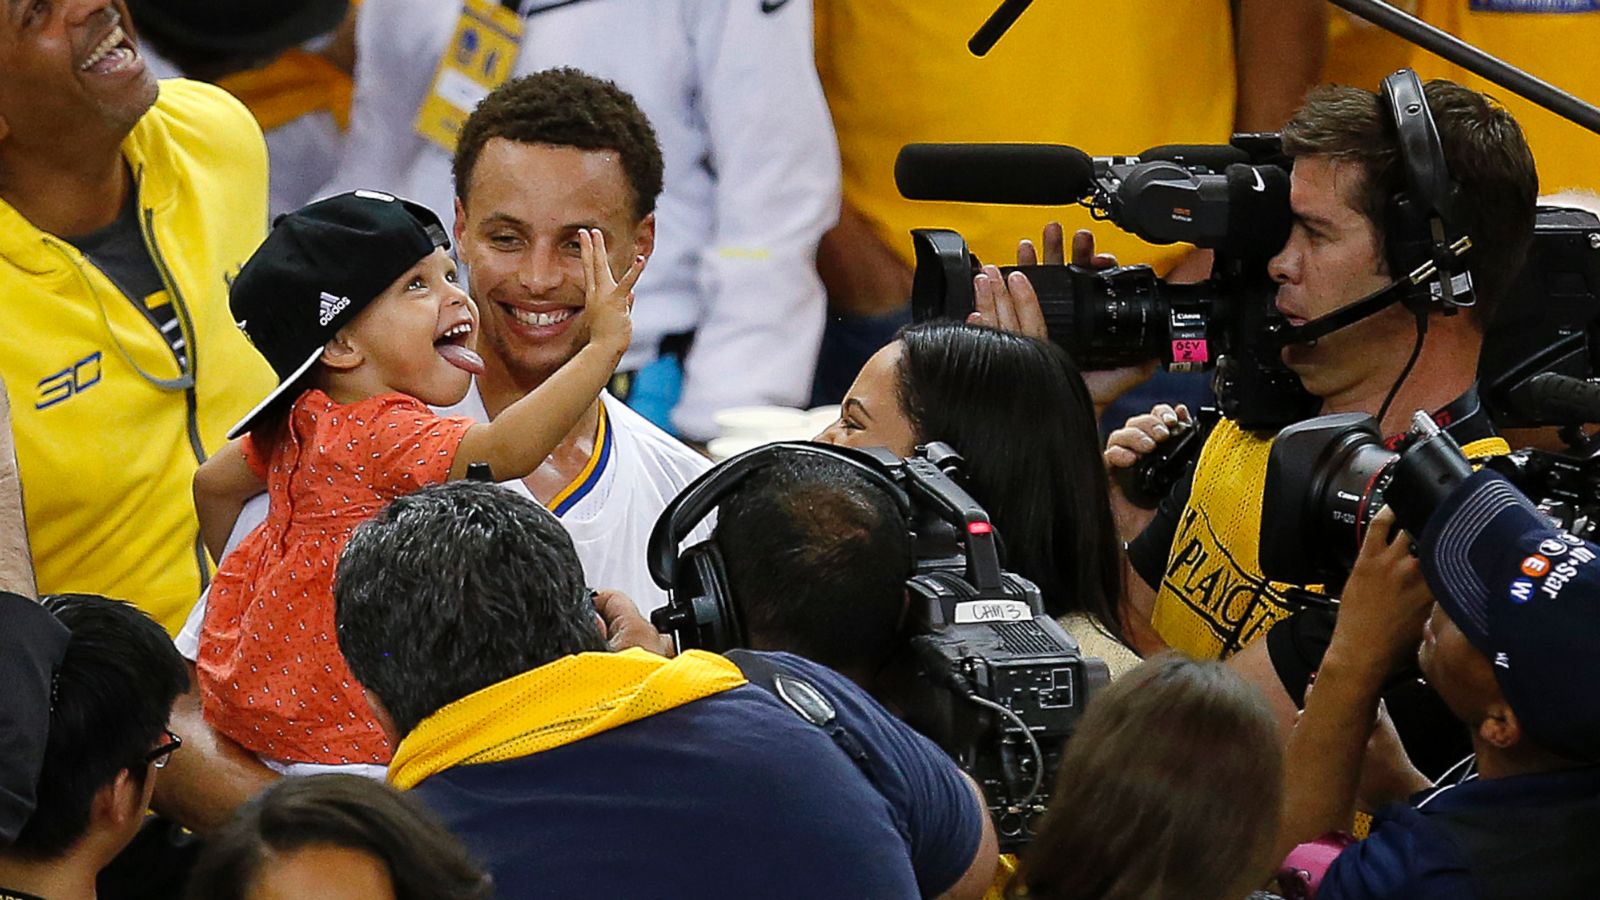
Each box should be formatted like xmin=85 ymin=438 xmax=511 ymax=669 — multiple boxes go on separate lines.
xmin=319 ymin=291 xmax=352 ymax=327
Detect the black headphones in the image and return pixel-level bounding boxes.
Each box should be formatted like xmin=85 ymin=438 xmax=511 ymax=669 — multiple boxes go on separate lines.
xmin=646 ymin=442 xmax=914 ymax=653
xmin=647 ymin=440 xmax=1042 ymax=654
xmin=1379 ymin=68 xmax=1474 ymax=315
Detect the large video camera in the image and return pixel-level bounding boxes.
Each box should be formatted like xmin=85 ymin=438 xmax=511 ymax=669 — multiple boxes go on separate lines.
xmin=902 ymin=131 xmax=1600 ymax=436
xmin=1480 ymin=206 xmax=1600 ymax=430
xmin=882 ymin=444 xmax=1111 ymax=852
xmin=1261 ymin=410 xmax=1600 ymax=587
xmin=901 ymin=137 xmax=1319 ymax=430
xmin=646 ymin=441 xmax=1109 ymax=853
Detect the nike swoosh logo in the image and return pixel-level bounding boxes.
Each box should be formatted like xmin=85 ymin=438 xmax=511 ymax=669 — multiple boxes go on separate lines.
xmin=1250 ymin=167 xmax=1266 ymax=192
xmin=761 ymin=0 xmax=791 ymax=12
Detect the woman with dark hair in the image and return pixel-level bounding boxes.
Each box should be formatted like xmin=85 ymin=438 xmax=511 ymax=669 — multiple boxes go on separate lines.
xmin=1011 ymin=653 xmax=1285 ymax=900
xmin=185 ymin=775 xmax=491 ymax=900
xmin=818 ymin=320 xmax=1142 ymax=674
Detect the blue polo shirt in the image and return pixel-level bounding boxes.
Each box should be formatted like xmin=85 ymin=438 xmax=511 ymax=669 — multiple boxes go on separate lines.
xmin=410 ymin=652 xmax=983 ymax=899
xmin=1320 ymin=758 xmax=1600 ymax=900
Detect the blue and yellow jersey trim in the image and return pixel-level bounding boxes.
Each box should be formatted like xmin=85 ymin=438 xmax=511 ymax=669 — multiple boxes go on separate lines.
xmin=548 ymin=402 xmax=613 ymax=517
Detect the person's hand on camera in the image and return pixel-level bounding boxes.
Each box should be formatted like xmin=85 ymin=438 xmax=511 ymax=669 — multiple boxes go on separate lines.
xmin=1328 ymin=506 xmax=1434 ymax=675
xmin=966 ymin=222 xmax=1074 ymax=338
xmin=593 ymin=590 xmax=674 ymax=657
xmin=969 ymin=225 xmax=1156 ymax=409
xmin=971 ymin=262 xmax=1047 ymax=339
xmin=1104 ymin=403 xmax=1192 ymax=471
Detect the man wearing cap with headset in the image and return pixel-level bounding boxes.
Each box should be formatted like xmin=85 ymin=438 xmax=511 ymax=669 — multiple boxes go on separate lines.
xmin=1277 ymin=481 xmax=1600 ymax=898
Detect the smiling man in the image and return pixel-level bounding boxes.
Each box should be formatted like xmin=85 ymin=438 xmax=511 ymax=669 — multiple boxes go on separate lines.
xmin=0 ymin=0 xmax=272 ymax=634
xmin=438 ymin=68 xmax=711 ymax=612
xmin=158 ymin=70 xmax=710 ymax=833
xmin=324 ymin=0 xmax=838 ymax=441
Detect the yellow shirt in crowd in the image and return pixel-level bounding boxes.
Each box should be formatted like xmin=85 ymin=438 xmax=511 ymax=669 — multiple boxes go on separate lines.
xmin=1325 ymin=0 xmax=1600 ymax=193
xmin=816 ymin=0 xmax=1239 ymax=275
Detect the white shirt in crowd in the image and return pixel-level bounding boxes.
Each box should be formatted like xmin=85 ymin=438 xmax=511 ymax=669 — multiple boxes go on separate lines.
xmin=141 ymin=48 xmax=346 ymax=219
xmin=320 ymin=0 xmax=842 ymax=440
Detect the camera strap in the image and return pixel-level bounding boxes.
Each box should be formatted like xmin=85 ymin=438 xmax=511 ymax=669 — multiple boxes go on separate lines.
xmin=725 ymin=650 xmax=883 ymax=793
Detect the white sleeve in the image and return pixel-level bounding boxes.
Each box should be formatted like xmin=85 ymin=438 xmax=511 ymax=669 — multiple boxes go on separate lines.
xmin=173 ymin=493 xmax=271 ymax=662
xmin=173 ymin=591 xmax=206 ymax=661
xmin=670 ymin=0 xmax=841 ymax=440
xmin=315 ymin=0 xmax=459 ymax=211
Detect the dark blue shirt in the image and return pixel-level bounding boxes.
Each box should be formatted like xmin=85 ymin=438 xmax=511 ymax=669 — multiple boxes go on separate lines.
xmin=411 ymin=652 xmax=983 ymax=899
xmin=1320 ymin=758 xmax=1600 ymax=900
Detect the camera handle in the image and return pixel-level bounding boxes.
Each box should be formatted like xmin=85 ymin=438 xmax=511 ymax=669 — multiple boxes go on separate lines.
xmin=1114 ymin=409 xmax=1215 ymax=510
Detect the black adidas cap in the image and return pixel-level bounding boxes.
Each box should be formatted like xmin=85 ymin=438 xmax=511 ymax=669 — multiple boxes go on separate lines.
xmin=226 ymin=191 xmax=451 ymax=439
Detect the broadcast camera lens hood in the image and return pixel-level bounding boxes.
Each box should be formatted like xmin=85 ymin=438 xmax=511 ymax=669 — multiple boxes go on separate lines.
xmin=1261 ymin=412 xmax=1381 ymax=585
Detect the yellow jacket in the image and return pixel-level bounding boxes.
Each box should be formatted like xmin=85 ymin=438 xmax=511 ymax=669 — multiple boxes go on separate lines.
xmin=0 ymin=79 xmax=275 ymax=633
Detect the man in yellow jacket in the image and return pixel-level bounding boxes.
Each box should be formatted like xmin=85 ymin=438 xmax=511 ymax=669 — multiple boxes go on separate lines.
xmin=0 ymin=0 xmax=274 ymax=634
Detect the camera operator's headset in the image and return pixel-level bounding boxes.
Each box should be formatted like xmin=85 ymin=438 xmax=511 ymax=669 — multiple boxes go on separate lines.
xmin=646 ymin=441 xmax=1033 ymax=653
xmin=1274 ymin=69 xmax=1473 ymax=339
xmin=1272 ymin=68 xmax=1475 ymax=420
xmin=647 ymin=442 xmax=909 ymax=652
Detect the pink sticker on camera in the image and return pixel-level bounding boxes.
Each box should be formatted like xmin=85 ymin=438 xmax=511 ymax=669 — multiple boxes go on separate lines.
xmin=1171 ymin=339 xmax=1209 ymax=363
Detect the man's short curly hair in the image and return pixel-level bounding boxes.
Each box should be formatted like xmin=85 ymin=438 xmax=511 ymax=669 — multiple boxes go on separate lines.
xmin=452 ymin=67 xmax=664 ymax=221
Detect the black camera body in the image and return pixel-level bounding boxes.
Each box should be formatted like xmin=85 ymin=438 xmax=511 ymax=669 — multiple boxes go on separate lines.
xmin=1479 ymin=205 xmax=1600 ymax=428
xmin=646 ymin=441 xmax=1108 ymax=853
xmin=900 ymin=561 xmax=1107 ymax=850
xmin=1261 ymin=410 xmax=1600 ymax=587
xmin=907 ymin=136 xmax=1320 ymax=431
xmin=865 ymin=449 xmax=1112 ymax=852
xmin=1260 ymin=412 xmax=1475 ymax=587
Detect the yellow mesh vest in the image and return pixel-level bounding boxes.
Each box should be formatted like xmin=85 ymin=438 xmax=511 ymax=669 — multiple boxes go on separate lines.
xmin=1151 ymin=419 xmax=1511 ymax=660
xmin=1151 ymin=418 xmax=1296 ymax=660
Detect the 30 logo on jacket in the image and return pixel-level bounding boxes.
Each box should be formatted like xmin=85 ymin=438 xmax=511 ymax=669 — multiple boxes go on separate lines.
xmin=35 ymin=351 xmax=103 ymax=410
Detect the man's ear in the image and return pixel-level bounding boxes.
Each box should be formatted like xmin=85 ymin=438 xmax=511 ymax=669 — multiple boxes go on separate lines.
xmin=320 ymin=334 xmax=363 ymax=371
xmin=364 ymin=691 xmax=402 ymax=746
xmin=1478 ymin=699 xmax=1523 ymax=751
xmin=633 ymin=212 xmax=657 ymax=262
xmin=453 ymin=196 xmax=468 ymax=249
xmin=94 ymin=768 xmax=147 ymax=834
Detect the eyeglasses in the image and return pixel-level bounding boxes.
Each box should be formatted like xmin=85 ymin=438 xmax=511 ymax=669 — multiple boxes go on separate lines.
xmin=142 ymin=729 xmax=182 ymax=770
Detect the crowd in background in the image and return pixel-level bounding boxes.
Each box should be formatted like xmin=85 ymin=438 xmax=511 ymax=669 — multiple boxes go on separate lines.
xmin=3 ymin=1 xmax=1600 ymax=898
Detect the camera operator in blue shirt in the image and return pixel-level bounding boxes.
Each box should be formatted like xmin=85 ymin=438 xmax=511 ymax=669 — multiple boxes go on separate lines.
xmin=1277 ymin=478 xmax=1600 ymax=899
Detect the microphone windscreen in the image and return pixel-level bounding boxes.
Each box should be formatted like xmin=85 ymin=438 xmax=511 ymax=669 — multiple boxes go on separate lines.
xmin=1224 ymin=163 xmax=1293 ymax=259
xmin=1139 ymin=144 xmax=1251 ymax=171
xmin=895 ymin=143 xmax=1094 ymax=205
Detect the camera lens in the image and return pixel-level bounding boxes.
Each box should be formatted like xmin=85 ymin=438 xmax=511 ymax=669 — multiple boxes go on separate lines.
xmin=1305 ymin=435 xmax=1400 ymax=575
xmin=1007 ymin=265 xmax=1214 ymax=370
xmin=1263 ymin=413 xmax=1477 ymax=586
